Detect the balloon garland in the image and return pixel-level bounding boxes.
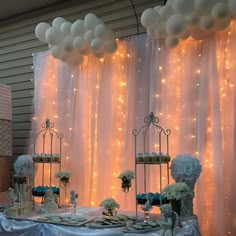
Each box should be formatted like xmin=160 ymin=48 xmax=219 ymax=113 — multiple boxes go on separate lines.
xmin=35 ymin=14 xmax=118 ymax=65
xmin=141 ymin=0 xmax=236 ymax=48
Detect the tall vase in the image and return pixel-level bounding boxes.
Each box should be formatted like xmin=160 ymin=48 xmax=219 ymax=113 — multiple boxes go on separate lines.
xmin=171 ymin=199 xmax=181 ymax=215
xmin=60 ymin=178 xmax=69 ymax=207
xmin=121 ymin=177 xmax=131 ymax=193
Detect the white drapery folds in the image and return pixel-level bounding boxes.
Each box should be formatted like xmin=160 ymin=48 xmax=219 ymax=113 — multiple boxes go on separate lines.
xmin=32 ymin=22 xmax=236 ymax=235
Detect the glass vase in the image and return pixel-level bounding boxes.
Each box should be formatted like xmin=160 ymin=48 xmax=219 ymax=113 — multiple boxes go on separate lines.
xmin=102 ymin=208 xmax=117 ymax=216
xmin=60 ymin=178 xmax=69 ymax=207
xmin=171 ymin=199 xmax=181 ymax=215
xmin=121 ymin=178 xmax=131 ymax=193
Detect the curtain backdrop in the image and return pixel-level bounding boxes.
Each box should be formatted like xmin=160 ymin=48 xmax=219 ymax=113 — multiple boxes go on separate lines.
xmin=31 ymin=22 xmax=236 ymax=235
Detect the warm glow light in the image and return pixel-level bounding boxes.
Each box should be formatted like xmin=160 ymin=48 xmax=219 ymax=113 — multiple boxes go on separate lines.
xmin=33 ymin=29 xmax=236 ymax=234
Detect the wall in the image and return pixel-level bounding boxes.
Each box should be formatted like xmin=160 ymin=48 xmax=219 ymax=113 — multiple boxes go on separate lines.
xmin=0 ymin=0 xmax=162 ymax=179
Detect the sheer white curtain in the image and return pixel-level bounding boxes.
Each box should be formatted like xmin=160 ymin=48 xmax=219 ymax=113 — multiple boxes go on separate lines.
xmin=31 ymin=23 xmax=236 ymax=235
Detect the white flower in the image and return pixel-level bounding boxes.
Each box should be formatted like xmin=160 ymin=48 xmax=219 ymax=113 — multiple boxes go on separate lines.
xmin=55 ymin=171 xmax=72 ymax=179
xmin=163 ymin=183 xmax=193 ymax=200
xmin=99 ymin=197 xmax=120 ymax=210
xmin=118 ymin=170 xmax=135 ymax=181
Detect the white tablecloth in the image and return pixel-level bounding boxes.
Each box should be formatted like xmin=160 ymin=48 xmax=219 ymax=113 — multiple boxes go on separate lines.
xmin=0 ymin=213 xmax=201 ymax=236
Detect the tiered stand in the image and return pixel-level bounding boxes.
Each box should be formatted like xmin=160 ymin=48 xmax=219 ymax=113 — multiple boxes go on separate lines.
xmin=32 ymin=119 xmax=63 ymax=204
xmin=132 ymin=112 xmax=171 ymax=216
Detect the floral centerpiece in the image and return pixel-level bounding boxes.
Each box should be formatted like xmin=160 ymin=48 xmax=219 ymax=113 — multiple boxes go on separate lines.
xmin=99 ymin=197 xmax=120 ymax=216
xmin=118 ymin=170 xmax=135 ymax=193
xmin=55 ymin=171 xmax=72 ymax=206
xmin=55 ymin=171 xmax=71 ymax=184
xmin=162 ymin=183 xmax=193 ymax=215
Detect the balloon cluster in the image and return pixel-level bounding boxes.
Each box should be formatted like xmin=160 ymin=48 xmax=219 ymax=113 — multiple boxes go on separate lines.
xmin=35 ymin=14 xmax=118 ymax=65
xmin=141 ymin=0 xmax=236 ymax=48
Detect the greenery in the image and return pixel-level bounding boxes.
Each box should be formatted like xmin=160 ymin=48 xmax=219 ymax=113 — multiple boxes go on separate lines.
xmin=118 ymin=170 xmax=135 ymax=181
xmin=163 ymin=182 xmax=193 ymax=200
xmin=55 ymin=170 xmax=72 ymax=180
xmin=99 ymin=197 xmax=120 ymax=212
xmin=118 ymin=170 xmax=135 ymax=192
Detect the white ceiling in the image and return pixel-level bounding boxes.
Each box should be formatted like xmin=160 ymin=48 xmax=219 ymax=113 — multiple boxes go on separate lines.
xmin=0 ymin=0 xmax=65 ymax=20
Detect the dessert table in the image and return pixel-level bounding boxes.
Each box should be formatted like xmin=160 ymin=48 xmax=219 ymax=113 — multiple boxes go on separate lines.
xmin=0 ymin=207 xmax=201 ymax=236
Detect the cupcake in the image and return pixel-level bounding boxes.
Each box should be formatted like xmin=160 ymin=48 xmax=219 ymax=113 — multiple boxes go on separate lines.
xmin=33 ymin=154 xmax=42 ymax=162
xmin=136 ymin=153 xmax=143 ymax=162
xmin=143 ymin=152 xmax=151 ymax=162
xmin=164 ymin=153 xmax=171 ymax=162
xmin=157 ymin=152 xmax=164 ymax=162
xmin=150 ymin=152 xmax=158 ymax=162
xmin=43 ymin=154 xmax=51 ymax=162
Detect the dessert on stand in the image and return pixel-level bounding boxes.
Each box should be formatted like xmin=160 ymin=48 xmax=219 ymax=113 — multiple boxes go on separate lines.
xmin=32 ymin=119 xmax=63 ymax=205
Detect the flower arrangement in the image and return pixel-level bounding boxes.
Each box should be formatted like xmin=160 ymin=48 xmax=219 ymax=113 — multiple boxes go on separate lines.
xmin=162 ymin=183 xmax=193 ymax=201
xmin=99 ymin=197 xmax=120 ymax=216
xmin=55 ymin=171 xmax=72 ymax=183
xmin=14 ymin=155 xmax=34 ymax=177
xmin=118 ymin=170 xmax=135 ymax=193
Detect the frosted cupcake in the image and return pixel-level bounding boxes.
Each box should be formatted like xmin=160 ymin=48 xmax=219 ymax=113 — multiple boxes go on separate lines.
xmin=164 ymin=153 xmax=171 ymax=162
xmin=33 ymin=154 xmax=42 ymax=162
xmin=157 ymin=152 xmax=164 ymax=162
xmin=42 ymin=154 xmax=50 ymax=162
xmin=136 ymin=153 xmax=143 ymax=162
xmin=143 ymin=152 xmax=151 ymax=162
xmin=150 ymin=152 xmax=158 ymax=162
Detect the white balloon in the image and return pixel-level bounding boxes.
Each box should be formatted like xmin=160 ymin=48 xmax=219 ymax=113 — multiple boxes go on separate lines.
xmin=91 ymin=38 xmax=104 ymax=52
xmin=35 ymin=22 xmax=50 ymax=42
xmin=51 ymin=45 xmax=64 ymax=59
xmin=61 ymin=21 xmax=72 ymax=35
xmin=159 ymin=5 xmax=174 ymax=20
xmin=165 ymin=37 xmax=179 ymax=48
xmin=166 ymin=0 xmax=175 ymax=6
xmin=228 ymin=0 xmax=236 ymax=17
xmin=80 ymin=44 xmax=91 ymax=55
xmin=84 ymin=30 xmax=95 ymax=42
xmin=62 ymin=35 xmax=74 ymax=52
xmin=155 ymin=22 xmax=167 ymax=38
xmin=153 ymin=5 xmax=161 ymax=13
xmin=84 ymin=13 xmax=98 ymax=30
xmin=190 ymin=26 xmax=212 ymax=40
xmin=199 ymin=15 xmax=215 ymax=30
xmin=93 ymin=51 xmax=105 ymax=59
xmin=180 ymin=30 xmax=190 ymax=40
xmin=166 ymin=14 xmax=187 ymax=37
xmin=73 ymin=36 xmax=86 ymax=49
xmin=95 ymin=24 xmax=108 ymax=39
xmin=60 ymin=53 xmax=69 ymax=62
xmin=71 ymin=20 xmax=85 ymax=36
xmin=97 ymin=18 xmax=104 ymax=24
xmin=104 ymin=40 xmax=118 ymax=54
xmin=52 ymin=17 xmax=65 ymax=30
xmin=45 ymin=27 xmax=63 ymax=45
xmin=141 ymin=8 xmax=160 ymax=28
xmin=173 ymin=0 xmax=194 ymax=15
xmin=213 ymin=15 xmax=231 ymax=31
xmin=212 ymin=2 xmax=229 ymax=19
xmin=194 ymin=0 xmax=213 ymax=14
xmin=186 ymin=13 xmax=199 ymax=25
